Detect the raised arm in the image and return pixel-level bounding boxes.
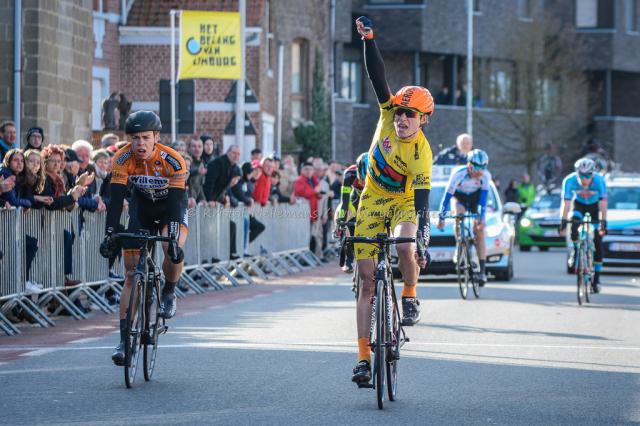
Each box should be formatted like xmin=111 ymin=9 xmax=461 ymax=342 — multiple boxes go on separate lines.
xmin=357 ymin=16 xmax=392 ymax=104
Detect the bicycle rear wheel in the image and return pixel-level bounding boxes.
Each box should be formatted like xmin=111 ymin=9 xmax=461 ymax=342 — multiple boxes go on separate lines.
xmin=143 ymin=278 xmax=161 ymax=381
xmin=585 ymin=247 xmax=593 ymax=303
xmin=576 ymin=246 xmax=586 ymax=306
xmin=457 ymin=243 xmax=469 ymax=300
xmin=353 ymin=264 xmax=360 ymax=300
xmin=386 ymin=285 xmax=400 ymax=401
xmin=374 ymin=280 xmax=386 ymax=410
xmin=124 ymin=273 xmax=144 ymax=388
xmin=470 ymin=244 xmax=481 ymax=299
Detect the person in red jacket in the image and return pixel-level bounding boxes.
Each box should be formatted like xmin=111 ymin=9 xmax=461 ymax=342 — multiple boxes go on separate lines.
xmin=294 ymin=162 xmax=321 ymax=221
xmin=252 ymin=157 xmax=274 ymax=206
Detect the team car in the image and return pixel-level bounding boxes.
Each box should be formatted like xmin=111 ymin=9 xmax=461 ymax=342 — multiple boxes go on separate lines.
xmin=517 ymin=187 xmax=565 ymax=251
xmin=390 ymin=166 xmax=520 ymax=281
xmin=601 ymin=172 xmax=640 ymax=269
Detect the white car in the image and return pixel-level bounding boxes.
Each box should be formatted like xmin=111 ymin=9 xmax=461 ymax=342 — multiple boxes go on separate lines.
xmin=391 ymin=166 xmax=520 ymax=281
xmin=603 ymin=173 xmax=640 ymax=268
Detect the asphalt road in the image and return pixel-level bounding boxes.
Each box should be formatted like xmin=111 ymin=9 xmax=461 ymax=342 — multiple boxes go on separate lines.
xmin=1 ymin=249 xmax=639 ymax=425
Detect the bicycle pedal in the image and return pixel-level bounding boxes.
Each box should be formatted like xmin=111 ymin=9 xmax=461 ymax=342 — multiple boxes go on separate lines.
xmin=357 ymin=383 xmax=374 ymax=389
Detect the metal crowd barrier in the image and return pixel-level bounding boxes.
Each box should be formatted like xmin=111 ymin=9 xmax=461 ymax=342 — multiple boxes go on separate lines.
xmin=0 ymin=202 xmax=320 ymax=336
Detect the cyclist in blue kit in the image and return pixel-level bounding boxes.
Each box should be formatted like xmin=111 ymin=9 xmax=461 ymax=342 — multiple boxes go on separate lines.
xmin=560 ymin=157 xmax=608 ymax=292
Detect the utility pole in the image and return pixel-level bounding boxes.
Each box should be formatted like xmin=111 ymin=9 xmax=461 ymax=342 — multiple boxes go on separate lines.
xmin=466 ymin=0 xmax=474 ymax=137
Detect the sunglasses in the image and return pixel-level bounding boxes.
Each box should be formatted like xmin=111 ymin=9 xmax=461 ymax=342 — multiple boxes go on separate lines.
xmin=394 ymin=108 xmax=422 ymax=119
xmin=579 ymin=173 xmax=593 ymax=180
xmin=470 ymin=163 xmax=485 ymax=171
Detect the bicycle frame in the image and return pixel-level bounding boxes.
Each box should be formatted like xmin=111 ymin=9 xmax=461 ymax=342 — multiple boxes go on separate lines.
xmin=576 ymin=213 xmax=595 ymax=304
xmin=113 ymin=230 xmax=171 ymax=387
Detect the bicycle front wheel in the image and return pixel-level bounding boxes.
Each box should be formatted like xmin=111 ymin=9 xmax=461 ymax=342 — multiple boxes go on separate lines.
xmin=374 ymin=280 xmax=386 ymax=410
xmin=143 ymin=278 xmax=161 ymax=381
xmin=457 ymin=243 xmax=469 ymax=300
xmin=386 ymin=287 xmax=399 ymax=401
xmin=124 ymin=273 xmax=144 ymax=388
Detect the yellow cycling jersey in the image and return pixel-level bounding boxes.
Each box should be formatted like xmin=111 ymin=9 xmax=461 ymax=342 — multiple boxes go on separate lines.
xmin=364 ymin=97 xmax=433 ymax=198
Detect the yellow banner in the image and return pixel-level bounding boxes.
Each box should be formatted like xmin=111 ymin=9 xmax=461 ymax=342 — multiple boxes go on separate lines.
xmin=178 ymin=11 xmax=241 ymax=80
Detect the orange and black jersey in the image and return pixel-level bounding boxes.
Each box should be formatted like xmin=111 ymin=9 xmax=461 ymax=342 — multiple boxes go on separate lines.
xmin=110 ymin=143 xmax=187 ymax=201
xmin=105 ymin=143 xmax=187 ymax=233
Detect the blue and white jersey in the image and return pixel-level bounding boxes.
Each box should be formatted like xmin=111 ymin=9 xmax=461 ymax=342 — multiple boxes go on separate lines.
xmin=444 ymin=166 xmax=492 ymax=196
xmin=439 ymin=166 xmax=492 ymax=219
xmin=561 ymin=172 xmax=607 ymax=205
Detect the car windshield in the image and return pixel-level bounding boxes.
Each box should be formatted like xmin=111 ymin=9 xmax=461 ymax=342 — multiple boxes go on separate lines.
xmin=532 ymin=193 xmax=561 ymax=210
xmin=608 ymin=186 xmax=640 ymax=210
xmin=430 ymin=185 xmax=498 ymax=212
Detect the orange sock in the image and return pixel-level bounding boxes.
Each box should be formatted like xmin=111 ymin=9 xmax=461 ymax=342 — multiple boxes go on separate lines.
xmin=358 ymin=337 xmax=371 ymax=363
xmin=402 ymin=283 xmax=417 ymax=298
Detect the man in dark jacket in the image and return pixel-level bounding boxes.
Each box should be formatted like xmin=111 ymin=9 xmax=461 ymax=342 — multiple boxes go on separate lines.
xmin=433 ymin=133 xmax=473 ymax=165
xmin=0 ymin=121 xmax=17 ymax=160
xmin=203 ymin=144 xmax=241 ymax=205
xmin=228 ymin=161 xmax=265 ymax=256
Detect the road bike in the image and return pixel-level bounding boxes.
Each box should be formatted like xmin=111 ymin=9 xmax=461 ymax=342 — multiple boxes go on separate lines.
xmin=574 ymin=213 xmax=596 ymax=306
xmin=344 ymin=220 xmax=415 ymax=409
xmin=112 ymin=231 xmax=170 ymax=388
xmin=448 ymin=213 xmax=481 ymax=300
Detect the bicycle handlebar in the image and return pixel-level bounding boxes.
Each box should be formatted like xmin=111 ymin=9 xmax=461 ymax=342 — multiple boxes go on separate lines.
xmin=345 ymin=235 xmax=416 ymax=245
xmin=442 ymin=213 xmax=478 ymax=220
xmin=112 ymin=232 xmax=173 ymax=243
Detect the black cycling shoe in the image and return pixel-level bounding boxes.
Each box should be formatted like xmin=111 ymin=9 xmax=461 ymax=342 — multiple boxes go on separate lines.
xmin=401 ymin=297 xmax=421 ymax=326
xmin=592 ymin=272 xmax=601 ymax=294
xmin=159 ymin=290 xmax=177 ymax=319
xmin=112 ymin=341 xmax=125 ymax=366
xmin=352 ymin=360 xmax=371 ymax=383
xmin=476 ymin=272 xmax=487 ymax=287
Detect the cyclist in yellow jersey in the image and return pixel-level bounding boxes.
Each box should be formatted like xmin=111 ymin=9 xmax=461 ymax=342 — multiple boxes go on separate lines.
xmin=352 ymin=16 xmax=433 ymax=384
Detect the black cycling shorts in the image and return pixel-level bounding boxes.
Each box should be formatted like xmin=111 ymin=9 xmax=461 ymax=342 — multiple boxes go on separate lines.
xmin=453 ymin=190 xmax=481 ymax=213
xmin=122 ymin=196 xmax=189 ymax=250
xmin=571 ymin=200 xmax=600 ymax=224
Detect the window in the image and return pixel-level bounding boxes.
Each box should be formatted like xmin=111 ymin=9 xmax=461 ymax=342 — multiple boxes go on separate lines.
xmin=626 ymin=0 xmax=639 ymax=32
xmin=91 ymin=67 xmax=109 ymax=131
xmin=291 ymin=40 xmax=307 ymax=123
xmin=518 ymin=0 xmax=532 ymax=19
xmin=540 ymin=77 xmax=561 ymax=113
xmin=473 ymin=0 xmax=481 ymax=13
xmin=367 ymin=0 xmax=423 ymax=4
xmin=265 ymin=1 xmax=274 ymax=76
xmin=575 ymin=0 xmax=615 ymax=29
xmin=340 ymin=60 xmax=363 ymax=102
xmin=489 ymin=61 xmax=514 ymax=107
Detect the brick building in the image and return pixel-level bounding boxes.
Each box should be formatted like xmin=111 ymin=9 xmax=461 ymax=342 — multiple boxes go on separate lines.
xmin=2 ymin=0 xmax=638 ymax=178
xmin=1 ymin=0 xmax=93 ymax=145
xmin=333 ymin=0 xmax=640 ymax=180
xmin=91 ymin=0 xmax=330 ymax=159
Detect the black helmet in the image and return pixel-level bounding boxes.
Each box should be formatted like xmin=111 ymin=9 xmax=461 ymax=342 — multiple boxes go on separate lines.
xmin=125 ymin=110 xmax=162 ymax=134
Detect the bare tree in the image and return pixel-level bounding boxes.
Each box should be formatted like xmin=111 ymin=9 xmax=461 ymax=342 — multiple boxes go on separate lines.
xmin=476 ymin=13 xmax=598 ymax=178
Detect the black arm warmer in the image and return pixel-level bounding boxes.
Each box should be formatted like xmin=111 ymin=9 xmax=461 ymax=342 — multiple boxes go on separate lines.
xmin=105 ymin=183 xmax=127 ymax=233
xmin=363 ymin=39 xmax=392 ymax=104
xmin=167 ymin=187 xmax=186 ymax=239
xmin=414 ymin=188 xmax=431 ymax=247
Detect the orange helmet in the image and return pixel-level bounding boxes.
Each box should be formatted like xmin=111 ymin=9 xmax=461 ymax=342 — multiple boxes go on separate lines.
xmin=392 ymin=86 xmax=434 ymax=115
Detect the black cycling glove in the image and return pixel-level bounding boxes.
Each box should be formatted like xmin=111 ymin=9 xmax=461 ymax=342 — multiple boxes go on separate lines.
xmin=99 ymin=227 xmax=116 ymax=259
xmin=167 ymin=221 xmax=184 ymax=264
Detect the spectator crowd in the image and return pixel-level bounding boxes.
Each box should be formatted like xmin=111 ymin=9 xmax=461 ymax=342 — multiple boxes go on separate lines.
xmin=1 ymin=115 xmax=618 ymax=321
xmin=1 ymin=119 xmax=346 ymax=319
